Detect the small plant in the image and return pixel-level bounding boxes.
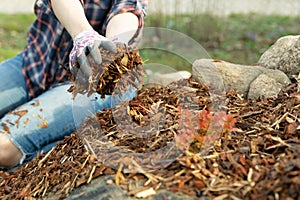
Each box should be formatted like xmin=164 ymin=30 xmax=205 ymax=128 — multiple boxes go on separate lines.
xmin=175 ymin=106 xmax=237 ymax=152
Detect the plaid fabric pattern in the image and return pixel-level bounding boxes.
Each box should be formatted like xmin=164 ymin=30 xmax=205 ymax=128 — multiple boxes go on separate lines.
xmin=22 ymin=0 xmax=147 ymax=98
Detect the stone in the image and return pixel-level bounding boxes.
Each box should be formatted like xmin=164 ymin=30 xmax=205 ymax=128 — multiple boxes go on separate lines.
xmin=192 ymin=59 xmax=265 ymax=98
xmin=66 ymin=175 xmax=128 ymax=200
xmin=66 ymin=175 xmax=194 ymax=200
xmin=258 ymin=35 xmax=300 ymax=77
xmin=192 ymin=59 xmax=291 ymax=100
xmin=146 ymin=70 xmax=191 ymax=87
xmin=248 ymin=69 xmax=291 ymax=99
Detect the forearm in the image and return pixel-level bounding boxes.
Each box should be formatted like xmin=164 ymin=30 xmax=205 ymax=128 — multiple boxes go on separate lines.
xmin=106 ymin=12 xmax=139 ymax=43
xmin=51 ymin=0 xmax=139 ymax=43
xmin=50 ymin=0 xmax=93 ymax=39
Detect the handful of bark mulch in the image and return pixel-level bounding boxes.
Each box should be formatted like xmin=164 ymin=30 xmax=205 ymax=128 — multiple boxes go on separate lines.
xmin=68 ymin=44 xmax=145 ymax=98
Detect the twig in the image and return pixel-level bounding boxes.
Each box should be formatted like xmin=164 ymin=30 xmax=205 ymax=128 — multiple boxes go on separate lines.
xmin=87 ymin=165 xmax=96 ymax=184
xmin=237 ymin=110 xmax=263 ymax=119
xmin=265 ymin=135 xmax=291 ymax=148
xmin=38 ymin=147 xmax=55 ymax=168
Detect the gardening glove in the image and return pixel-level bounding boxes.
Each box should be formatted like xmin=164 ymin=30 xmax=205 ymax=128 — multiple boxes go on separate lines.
xmin=69 ymin=30 xmax=117 ymax=81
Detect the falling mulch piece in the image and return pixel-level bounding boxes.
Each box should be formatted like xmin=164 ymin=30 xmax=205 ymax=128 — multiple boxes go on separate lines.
xmin=0 ymin=122 xmax=10 ymax=133
xmin=0 ymin=109 xmax=33 ymax=133
xmin=0 ymin=79 xmax=299 ymax=200
xmin=12 ymin=110 xmax=28 ymax=118
xmin=30 ymin=100 xmax=40 ymax=107
xmin=11 ymin=109 xmax=28 ymax=128
xmin=68 ymin=44 xmax=145 ymax=98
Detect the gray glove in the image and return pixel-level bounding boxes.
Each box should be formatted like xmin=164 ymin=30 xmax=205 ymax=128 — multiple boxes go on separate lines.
xmin=69 ymin=30 xmax=117 ymax=80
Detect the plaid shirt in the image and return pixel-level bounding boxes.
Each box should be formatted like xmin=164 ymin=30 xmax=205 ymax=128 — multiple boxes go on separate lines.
xmin=22 ymin=0 xmax=147 ymax=98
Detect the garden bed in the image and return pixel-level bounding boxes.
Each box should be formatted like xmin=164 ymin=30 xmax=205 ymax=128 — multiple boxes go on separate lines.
xmin=0 ymin=76 xmax=299 ymax=200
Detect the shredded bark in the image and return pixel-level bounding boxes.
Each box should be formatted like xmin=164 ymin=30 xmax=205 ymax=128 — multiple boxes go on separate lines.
xmin=0 ymin=77 xmax=299 ymax=200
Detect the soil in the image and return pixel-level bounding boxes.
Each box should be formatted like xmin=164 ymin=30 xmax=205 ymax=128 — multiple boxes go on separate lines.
xmin=0 ymin=75 xmax=299 ymax=200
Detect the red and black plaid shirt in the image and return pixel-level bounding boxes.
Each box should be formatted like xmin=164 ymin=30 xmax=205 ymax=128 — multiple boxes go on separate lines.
xmin=22 ymin=0 xmax=147 ymax=98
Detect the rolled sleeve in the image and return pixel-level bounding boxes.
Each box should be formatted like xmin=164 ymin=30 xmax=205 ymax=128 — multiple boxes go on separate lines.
xmin=102 ymin=0 xmax=148 ymax=45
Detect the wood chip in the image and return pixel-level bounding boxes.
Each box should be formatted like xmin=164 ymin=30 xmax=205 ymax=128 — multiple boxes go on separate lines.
xmin=135 ymin=187 xmax=156 ymax=198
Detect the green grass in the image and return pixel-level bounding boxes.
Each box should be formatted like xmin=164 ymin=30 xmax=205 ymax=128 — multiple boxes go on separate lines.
xmin=0 ymin=13 xmax=299 ymax=72
xmin=0 ymin=13 xmax=36 ymax=61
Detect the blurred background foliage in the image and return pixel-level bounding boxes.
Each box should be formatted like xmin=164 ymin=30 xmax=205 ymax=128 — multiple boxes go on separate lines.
xmin=0 ymin=12 xmax=299 ymax=72
xmin=141 ymin=13 xmax=300 ymax=71
xmin=0 ymin=14 xmax=35 ymax=61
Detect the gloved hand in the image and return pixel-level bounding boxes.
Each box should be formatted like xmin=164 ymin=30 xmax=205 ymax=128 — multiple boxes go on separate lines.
xmin=69 ymin=30 xmax=117 ymax=80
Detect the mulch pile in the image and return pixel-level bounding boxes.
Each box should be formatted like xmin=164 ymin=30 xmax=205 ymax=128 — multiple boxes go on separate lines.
xmin=76 ymin=78 xmax=210 ymax=172
xmin=1 ymin=46 xmax=299 ymax=199
xmin=0 ymin=76 xmax=299 ymax=199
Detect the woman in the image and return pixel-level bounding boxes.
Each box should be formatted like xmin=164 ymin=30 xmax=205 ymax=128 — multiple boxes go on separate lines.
xmin=0 ymin=0 xmax=147 ymax=168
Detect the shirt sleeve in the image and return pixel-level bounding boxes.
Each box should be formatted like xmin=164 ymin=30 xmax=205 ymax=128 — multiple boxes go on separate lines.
xmin=102 ymin=0 xmax=148 ymax=45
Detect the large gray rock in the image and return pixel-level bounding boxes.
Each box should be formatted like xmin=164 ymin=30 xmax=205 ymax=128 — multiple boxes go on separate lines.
xmin=192 ymin=59 xmax=264 ymax=98
xmin=192 ymin=59 xmax=291 ymax=99
xmin=258 ymin=35 xmax=300 ymax=77
xmin=248 ymin=70 xmax=291 ymax=99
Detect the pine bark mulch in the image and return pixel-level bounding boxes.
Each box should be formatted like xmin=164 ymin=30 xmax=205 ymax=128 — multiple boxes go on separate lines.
xmin=0 ymin=79 xmax=299 ymax=200
xmin=0 ymin=46 xmax=299 ymax=199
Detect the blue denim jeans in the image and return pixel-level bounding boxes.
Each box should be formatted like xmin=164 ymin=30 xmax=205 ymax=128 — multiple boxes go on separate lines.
xmin=0 ymin=53 xmax=137 ymax=165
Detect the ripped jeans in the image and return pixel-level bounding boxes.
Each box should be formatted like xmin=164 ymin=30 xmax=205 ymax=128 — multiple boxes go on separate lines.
xmin=0 ymin=53 xmax=136 ymax=166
